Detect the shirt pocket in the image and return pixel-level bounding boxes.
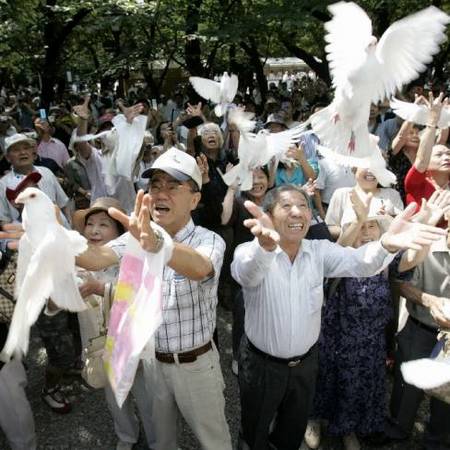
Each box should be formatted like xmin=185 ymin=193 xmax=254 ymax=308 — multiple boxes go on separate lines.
xmin=308 ymin=282 xmax=323 ymax=314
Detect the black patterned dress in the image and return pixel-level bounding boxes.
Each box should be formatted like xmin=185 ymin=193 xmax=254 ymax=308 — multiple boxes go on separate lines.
xmin=313 ymin=254 xmax=412 ymax=436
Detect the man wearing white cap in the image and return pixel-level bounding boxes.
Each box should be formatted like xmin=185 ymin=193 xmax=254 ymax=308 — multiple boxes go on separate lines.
xmin=0 ymin=134 xmax=69 ymax=225
xmin=76 ymin=147 xmax=232 ymax=450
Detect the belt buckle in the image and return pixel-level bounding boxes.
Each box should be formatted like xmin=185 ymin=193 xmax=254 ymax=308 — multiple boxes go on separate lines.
xmin=288 ymin=359 xmax=301 ymax=367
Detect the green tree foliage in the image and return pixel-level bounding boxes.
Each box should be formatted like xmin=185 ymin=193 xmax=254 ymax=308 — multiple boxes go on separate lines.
xmin=0 ymin=0 xmax=448 ymax=105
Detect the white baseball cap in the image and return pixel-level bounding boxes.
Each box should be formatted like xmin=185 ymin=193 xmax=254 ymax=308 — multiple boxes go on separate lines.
xmin=142 ymin=147 xmax=202 ymax=190
xmin=5 ymin=133 xmax=36 ymax=152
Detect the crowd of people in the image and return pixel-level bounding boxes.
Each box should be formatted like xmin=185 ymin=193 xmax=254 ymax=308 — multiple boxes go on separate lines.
xmin=0 ymin=78 xmax=449 ymax=450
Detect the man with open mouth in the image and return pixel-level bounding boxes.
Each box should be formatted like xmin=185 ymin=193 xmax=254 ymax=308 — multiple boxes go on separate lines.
xmin=405 ymin=92 xmax=450 ymax=226
xmin=76 ymin=147 xmax=232 ymax=450
xmin=231 ymin=184 xmax=446 ymax=450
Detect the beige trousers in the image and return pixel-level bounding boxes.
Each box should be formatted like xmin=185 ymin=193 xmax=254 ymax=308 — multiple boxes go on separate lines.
xmin=144 ymin=346 xmax=232 ymax=450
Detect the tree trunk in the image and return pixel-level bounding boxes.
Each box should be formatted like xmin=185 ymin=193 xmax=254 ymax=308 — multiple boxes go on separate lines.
xmin=281 ymin=37 xmax=331 ymax=85
xmin=240 ymin=37 xmax=267 ymax=104
xmin=40 ymin=2 xmax=90 ymax=108
xmin=185 ymin=0 xmax=204 ymax=76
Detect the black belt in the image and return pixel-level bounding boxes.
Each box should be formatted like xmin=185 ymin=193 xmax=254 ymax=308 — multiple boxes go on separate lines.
xmin=247 ymin=339 xmax=315 ymax=367
xmin=409 ymin=316 xmax=439 ymax=334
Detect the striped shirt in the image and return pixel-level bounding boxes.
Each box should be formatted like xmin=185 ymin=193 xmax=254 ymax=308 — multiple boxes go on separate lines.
xmin=109 ymin=219 xmax=225 ymax=352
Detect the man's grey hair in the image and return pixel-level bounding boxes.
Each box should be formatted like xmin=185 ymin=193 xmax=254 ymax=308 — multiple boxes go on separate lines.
xmin=262 ymin=184 xmax=311 ymax=214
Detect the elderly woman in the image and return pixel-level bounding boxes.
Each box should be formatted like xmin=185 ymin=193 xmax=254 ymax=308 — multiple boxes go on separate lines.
xmin=389 ymin=96 xmax=449 ymax=203
xmin=73 ymin=197 xmax=154 ymax=450
xmin=325 ymin=166 xmax=403 ymax=240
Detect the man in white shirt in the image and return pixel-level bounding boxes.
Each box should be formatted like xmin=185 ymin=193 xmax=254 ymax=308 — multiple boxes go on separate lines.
xmin=0 ymin=134 xmax=69 ymax=225
xmin=231 ymin=184 xmax=445 ymax=450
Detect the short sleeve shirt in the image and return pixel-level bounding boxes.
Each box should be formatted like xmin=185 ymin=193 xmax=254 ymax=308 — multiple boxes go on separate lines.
xmin=108 ymin=219 xmax=225 ymax=352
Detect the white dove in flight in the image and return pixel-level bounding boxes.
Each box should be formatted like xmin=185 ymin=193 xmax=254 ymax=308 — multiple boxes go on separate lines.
xmin=1 ymin=188 xmax=88 ymax=361
xmin=390 ymin=97 xmax=450 ymax=129
xmin=189 ymin=72 xmax=239 ymax=117
xmin=309 ymin=2 xmax=449 ymax=164
xmin=221 ymin=109 xmax=306 ymax=191
xmin=317 ymin=134 xmax=396 ymax=187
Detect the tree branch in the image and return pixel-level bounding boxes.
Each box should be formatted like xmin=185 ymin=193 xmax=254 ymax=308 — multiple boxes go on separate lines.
xmin=280 ymin=36 xmax=330 ymax=85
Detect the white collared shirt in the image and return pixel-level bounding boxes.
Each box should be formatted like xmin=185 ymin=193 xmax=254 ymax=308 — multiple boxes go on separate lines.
xmin=231 ymin=238 xmax=396 ymax=358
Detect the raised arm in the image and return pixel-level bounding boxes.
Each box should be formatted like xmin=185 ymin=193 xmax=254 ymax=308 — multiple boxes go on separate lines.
xmin=391 ymin=120 xmax=414 ymax=155
xmin=72 ymin=95 xmax=93 ymax=160
xmin=324 ymin=203 xmax=446 ymax=278
xmin=399 ymin=190 xmax=450 ymax=272
xmin=337 ymin=190 xmax=372 ymax=247
xmin=221 ymin=163 xmax=237 ymax=225
xmin=414 ymin=92 xmax=446 ymax=173
xmin=399 ymin=281 xmax=450 ymax=329
xmin=108 ymin=190 xmax=215 ymax=281
xmin=287 ymin=144 xmax=317 ymax=181
xmin=230 ymin=200 xmax=280 ymax=287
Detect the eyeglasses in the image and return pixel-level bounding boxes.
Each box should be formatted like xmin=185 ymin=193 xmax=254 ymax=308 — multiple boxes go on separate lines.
xmin=148 ymin=180 xmax=196 ymax=195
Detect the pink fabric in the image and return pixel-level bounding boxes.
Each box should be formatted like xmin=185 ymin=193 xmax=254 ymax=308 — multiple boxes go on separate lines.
xmin=37 ymin=138 xmax=70 ymax=168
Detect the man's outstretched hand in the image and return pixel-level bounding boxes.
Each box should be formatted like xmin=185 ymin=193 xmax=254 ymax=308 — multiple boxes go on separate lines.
xmin=243 ymin=200 xmax=279 ymax=252
xmin=109 ymin=190 xmax=161 ymax=253
xmin=381 ymin=202 xmax=446 ymax=253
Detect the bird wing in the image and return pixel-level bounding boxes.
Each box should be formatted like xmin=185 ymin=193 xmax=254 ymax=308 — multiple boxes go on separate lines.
xmin=189 ymin=77 xmax=222 ymax=104
xmin=266 ymin=124 xmax=307 ymax=162
xmin=228 ymin=109 xmax=256 ymax=134
xmin=112 ymin=114 xmax=147 ymax=180
xmin=223 ymin=73 xmax=239 ymax=103
xmin=221 ymin=164 xmax=253 ymax=192
xmin=324 ymin=1 xmax=373 ymax=92
xmin=15 ymin=234 xmax=33 ymax=299
xmin=63 ymin=228 xmax=89 ymax=255
xmin=390 ymin=98 xmax=429 ymax=126
xmin=2 ymin=231 xmax=58 ymax=358
xmin=439 ymin=106 xmax=450 ymax=129
xmin=401 ymin=358 xmax=450 ymax=390
xmin=309 ymin=104 xmax=373 ymax=159
xmin=317 ymin=134 xmax=396 ymax=187
xmin=373 ymin=6 xmax=449 ymax=104
xmin=317 ymin=144 xmax=370 ymax=168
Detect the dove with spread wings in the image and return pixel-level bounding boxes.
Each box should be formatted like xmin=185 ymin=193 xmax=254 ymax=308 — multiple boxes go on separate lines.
xmin=317 ymin=133 xmax=396 ymax=187
xmin=309 ymin=2 xmax=449 ymax=163
xmin=189 ymin=72 xmax=239 ymax=117
xmin=1 ymin=188 xmax=88 ymax=361
xmin=390 ymin=96 xmax=450 ymax=129
xmin=221 ymin=109 xmax=306 ymax=191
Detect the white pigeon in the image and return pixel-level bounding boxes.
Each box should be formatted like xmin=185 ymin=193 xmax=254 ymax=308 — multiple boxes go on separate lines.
xmin=390 ymin=97 xmax=450 ymax=129
xmin=309 ymin=2 xmax=449 ymax=163
xmin=189 ymin=72 xmax=239 ymax=117
xmin=317 ymin=134 xmax=396 ymax=187
xmin=401 ymin=357 xmax=450 ymax=391
xmin=221 ymin=110 xmax=306 ymax=191
xmin=1 ymin=188 xmax=88 ymax=361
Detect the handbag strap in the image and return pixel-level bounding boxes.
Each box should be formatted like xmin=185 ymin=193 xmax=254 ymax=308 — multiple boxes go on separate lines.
xmin=101 ymin=283 xmax=114 ymax=331
xmin=0 ymin=286 xmax=14 ymax=302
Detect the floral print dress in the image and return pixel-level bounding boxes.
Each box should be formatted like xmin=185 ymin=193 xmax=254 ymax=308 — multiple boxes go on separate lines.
xmin=313 ymin=253 xmax=412 ymax=436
